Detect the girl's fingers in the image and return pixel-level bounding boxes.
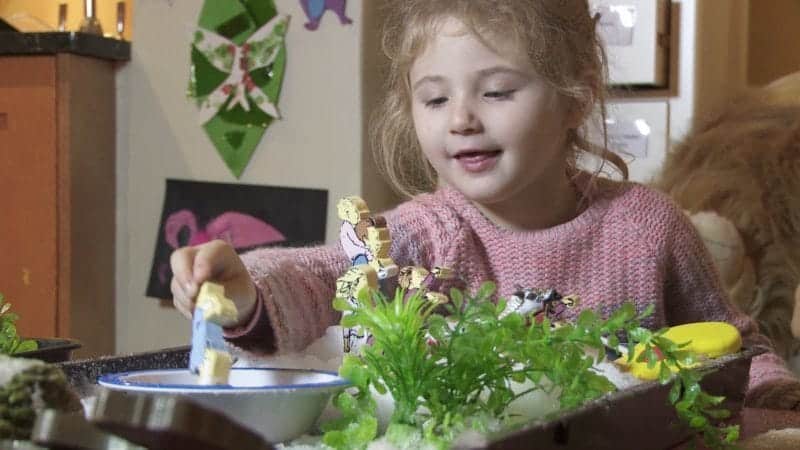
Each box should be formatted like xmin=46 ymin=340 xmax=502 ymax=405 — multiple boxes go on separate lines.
xmin=192 ymin=240 xmax=236 ymax=283
xmin=171 ymin=276 xmax=194 ymax=320
xmin=170 ymin=246 xmax=199 ymax=295
xmin=170 ymin=240 xmax=245 ymax=320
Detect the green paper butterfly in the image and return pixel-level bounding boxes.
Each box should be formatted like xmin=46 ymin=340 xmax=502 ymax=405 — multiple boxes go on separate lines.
xmin=188 ymin=0 xmax=289 ymax=178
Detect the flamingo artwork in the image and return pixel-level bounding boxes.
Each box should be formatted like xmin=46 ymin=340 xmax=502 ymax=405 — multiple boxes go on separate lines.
xmin=158 ymin=209 xmax=286 ymax=284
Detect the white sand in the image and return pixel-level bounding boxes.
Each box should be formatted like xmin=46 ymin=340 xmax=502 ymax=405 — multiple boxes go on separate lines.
xmin=234 ymin=325 xmax=345 ymax=372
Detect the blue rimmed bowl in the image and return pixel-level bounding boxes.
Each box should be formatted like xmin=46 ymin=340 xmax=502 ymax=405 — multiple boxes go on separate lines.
xmin=97 ymin=367 xmax=350 ymax=443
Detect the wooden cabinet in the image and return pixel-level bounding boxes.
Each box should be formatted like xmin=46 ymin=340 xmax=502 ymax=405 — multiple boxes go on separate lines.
xmin=0 ymin=53 xmax=116 ymax=357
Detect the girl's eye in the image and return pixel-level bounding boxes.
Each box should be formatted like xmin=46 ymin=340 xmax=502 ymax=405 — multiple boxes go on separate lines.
xmin=425 ymin=97 xmax=448 ymax=108
xmin=484 ymin=90 xmax=516 ymax=100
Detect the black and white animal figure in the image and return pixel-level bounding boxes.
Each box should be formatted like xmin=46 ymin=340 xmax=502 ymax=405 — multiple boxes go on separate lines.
xmin=500 ymin=287 xmax=546 ymax=318
xmin=500 ymin=287 xmax=579 ymax=321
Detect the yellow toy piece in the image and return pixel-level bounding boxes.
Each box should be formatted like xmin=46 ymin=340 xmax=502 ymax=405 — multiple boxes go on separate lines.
xmin=196 ymin=282 xmax=238 ymax=327
xmin=619 ymin=322 xmax=742 ymax=381
xmin=198 ymin=348 xmax=234 ymax=385
xmin=431 ymin=266 xmax=456 ymax=280
xmin=336 ymin=265 xmax=379 ymax=301
xmin=398 ymin=266 xmax=430 ymax=290
xmin=424 ymin=291 xmax=449 ymax=306
xmin=337 ymin=196 xmax=370 ymax=224
xmin=365 ymin=226 xmax=391 ymax=258
xmin=365 ymin=226 xmax=399 ymax=278
xmin=336 ymin=265 xmax=379 ymax=353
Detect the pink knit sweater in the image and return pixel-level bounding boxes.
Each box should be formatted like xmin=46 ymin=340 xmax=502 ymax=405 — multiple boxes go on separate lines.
xmin=226 ymin=177 xmax=799 ymax=408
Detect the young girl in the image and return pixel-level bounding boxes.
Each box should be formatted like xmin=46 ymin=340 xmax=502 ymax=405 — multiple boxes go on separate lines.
xmin=171 ymin=0 xmax=800 ymax=409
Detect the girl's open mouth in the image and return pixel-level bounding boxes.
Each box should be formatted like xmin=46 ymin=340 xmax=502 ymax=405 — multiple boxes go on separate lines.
xmin=454 ymin=150 xmax=502 ymax=173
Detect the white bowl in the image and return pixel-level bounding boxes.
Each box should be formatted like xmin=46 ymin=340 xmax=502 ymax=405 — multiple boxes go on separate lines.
xmin=97 ymin=368 xmax=349 ymax=443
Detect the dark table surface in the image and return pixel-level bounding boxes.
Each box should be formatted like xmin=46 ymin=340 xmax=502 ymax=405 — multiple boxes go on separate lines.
xmin=0 ymin=31 xmax=130 ymax=61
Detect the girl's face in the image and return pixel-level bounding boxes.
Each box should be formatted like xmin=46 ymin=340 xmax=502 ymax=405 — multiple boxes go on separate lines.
xmin=409 ymin=19 xmax=574 ymax=209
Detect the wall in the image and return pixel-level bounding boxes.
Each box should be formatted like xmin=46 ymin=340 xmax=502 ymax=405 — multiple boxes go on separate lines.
xmin=361 ymin=0 xmax=401 ymax=212
xmin=661 ymin=0 xmax=749 ymax=143
xmin=748 ymin=0 xmax=800 ymax=86
xmin=115 ymin=1 xmax=384 ymax=353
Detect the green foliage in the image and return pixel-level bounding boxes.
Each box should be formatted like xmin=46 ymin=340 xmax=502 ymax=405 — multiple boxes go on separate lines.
xmin=0 ymin=293 xmax=38 ymax=356
xmin=634 ymin=329 xmax=740 ymax=448
xmin=0 ymin=359 xmax=78 ymax=439
xmin=324 ymin=284 xmax=738 ymax=449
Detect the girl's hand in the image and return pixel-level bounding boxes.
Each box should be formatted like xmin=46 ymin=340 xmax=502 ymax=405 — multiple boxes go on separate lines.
xmin=169 ymin=240 xmax=257 ymax=327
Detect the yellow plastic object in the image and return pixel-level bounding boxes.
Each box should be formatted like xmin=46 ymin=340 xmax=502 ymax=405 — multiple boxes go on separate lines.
xmin=620 ymin=322 xmax=742 ymax=381
xmin=198 ymin=348 xmax=233 ymax=385
xmin=196 ymin=282 xmax=238 ymax=326
xmin=335 ymin=265 xmax=378 ymax=299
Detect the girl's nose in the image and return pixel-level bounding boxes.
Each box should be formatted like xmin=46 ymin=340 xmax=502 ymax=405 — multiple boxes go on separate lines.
xmin=449 ymin=98 xmax=482 ymax=135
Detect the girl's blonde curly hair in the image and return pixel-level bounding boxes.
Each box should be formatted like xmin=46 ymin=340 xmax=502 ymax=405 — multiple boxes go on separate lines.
xmin=371 ymin=0 xmax=628 ymax=198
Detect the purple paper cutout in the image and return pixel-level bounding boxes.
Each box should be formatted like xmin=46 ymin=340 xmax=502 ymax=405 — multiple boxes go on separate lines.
xmin=300 ymin=0 xmax=352 ymax=31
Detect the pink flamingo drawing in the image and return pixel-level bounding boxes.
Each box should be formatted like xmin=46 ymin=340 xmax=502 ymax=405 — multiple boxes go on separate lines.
xmin=158 ymin=209 xmax=286 ymax=283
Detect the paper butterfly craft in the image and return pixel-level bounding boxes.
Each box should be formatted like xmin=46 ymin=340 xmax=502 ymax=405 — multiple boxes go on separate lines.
xmin=189 ymin=1 xmax=289 ymax=178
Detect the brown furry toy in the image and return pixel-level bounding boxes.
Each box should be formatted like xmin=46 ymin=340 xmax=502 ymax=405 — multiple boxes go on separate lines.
xmin=652 ymin=71 xmax=800 ymax=359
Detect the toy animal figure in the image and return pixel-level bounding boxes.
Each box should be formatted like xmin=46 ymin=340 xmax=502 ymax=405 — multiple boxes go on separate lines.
xmin=500 ymin=287 xmax=579 ymax=323
xmin=500 ymin=287 xmax=545 ymax=318
xmin=397 ymin=265 xmax=458 ymax=305
xmin=539 ymin=289 xmax=579 ymax=320
xmin=336 ymin=196 xmax=402 ymax=353
xmin=337 ymin=196 xmax=371 ymax=266
xmin=364 ymin=225 xmax=399 ymax=280
xmin=299 ymin=0 xmax=352 ymax=31
xmin=335 ymin=264 xmax=378 ymax=354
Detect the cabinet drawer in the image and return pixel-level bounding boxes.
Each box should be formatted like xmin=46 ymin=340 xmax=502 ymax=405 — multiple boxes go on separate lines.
xmin=0 ymin=56 xmax=59 ymax=338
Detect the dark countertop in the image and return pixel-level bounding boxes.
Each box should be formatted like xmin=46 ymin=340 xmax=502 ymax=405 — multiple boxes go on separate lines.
xmin=57 ymin=346 xmax=189 ymax=397
xmin=0 ymin=31 xmax=130 ymax=61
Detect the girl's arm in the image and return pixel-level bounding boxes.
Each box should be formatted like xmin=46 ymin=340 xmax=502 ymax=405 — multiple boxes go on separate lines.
xmin=223 ymin=195 xmax=446 ymax=354
xmin=662 ymin=209 xmax=800 ymax=409
xmin=223 ymin=244 xmax=350 ymax=353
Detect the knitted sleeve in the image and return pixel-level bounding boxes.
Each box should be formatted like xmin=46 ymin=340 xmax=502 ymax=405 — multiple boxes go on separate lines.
xmin=659 ymin=198 xmax=800 ymax=408
xmin=223 ymin=193 xmax=453 ymax=353
xmin=226 ymin=244 xmax=350 ymax=353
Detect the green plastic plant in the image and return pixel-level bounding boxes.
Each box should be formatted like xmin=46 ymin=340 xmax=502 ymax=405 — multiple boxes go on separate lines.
xmin=322 ymin=283 xmax=740 ymax=450
xmin=631 ymin=328 xmax=740 ymax=448
xmin=0 ymin=292 xmax=38 ymax=355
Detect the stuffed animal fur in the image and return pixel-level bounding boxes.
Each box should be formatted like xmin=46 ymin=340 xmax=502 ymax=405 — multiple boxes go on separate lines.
xmin=686 ymin=211 xmax=757 ymax=312
xmin=653 ymin=72 xmax=800 ymax=359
